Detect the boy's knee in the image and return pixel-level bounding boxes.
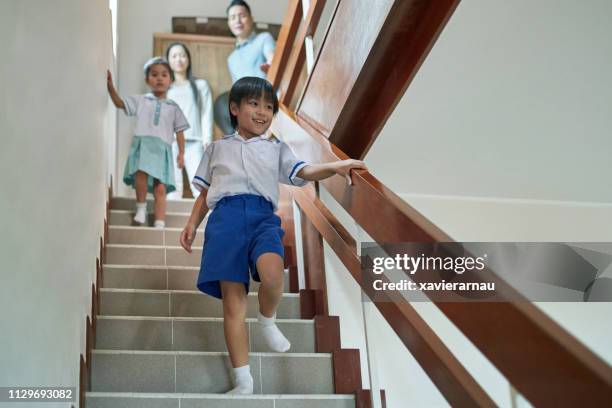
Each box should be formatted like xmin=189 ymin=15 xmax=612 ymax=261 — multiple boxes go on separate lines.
xmin=223 ymin=298 xmax=247 ymax=319
xmin=259 ymin=269 xmax=284 ymax=288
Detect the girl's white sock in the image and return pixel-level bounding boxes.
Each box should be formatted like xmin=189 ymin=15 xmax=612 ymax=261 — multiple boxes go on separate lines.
xmin=133 ymin=202 xmax=147 ymax=225
xmin=153 ymin=220 xmax=165 ymax=229
xmin=226 ymin=364 xmax=253 ymax=394
xmin=257 ymin=312 xmax=291 ymax=352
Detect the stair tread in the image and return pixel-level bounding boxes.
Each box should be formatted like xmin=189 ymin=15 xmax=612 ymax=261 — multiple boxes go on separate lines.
xmin=100 ymin=288 xmax=297 ymax=296
xmin=104 ymin=264 xmax=199 ymax=270
xmin=111 ymin=209 xmax=191 ymax=216
xmin=86 ymin=391 xmax=353 ymax=399
xmin=93 ymin=349 xmax=329 ymax=357
xmin=97 ymin=315 xmax=311 ymax=323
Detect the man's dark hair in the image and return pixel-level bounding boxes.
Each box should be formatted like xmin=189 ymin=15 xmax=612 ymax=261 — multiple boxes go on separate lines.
xmin=227 ymin=0 xmax=251 ymax=15
xmin=228 ymin=76 xmax=278 ymax=129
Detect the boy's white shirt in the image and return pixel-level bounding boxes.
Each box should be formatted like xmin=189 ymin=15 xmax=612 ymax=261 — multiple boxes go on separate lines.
xmin=192 ymin=132 xmax=308 ymax=211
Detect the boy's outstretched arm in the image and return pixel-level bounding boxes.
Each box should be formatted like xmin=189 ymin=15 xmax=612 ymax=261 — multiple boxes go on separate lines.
xmin=106 ymin=70 xmax=126 ymax=111
xmin=180 ymin=189 xmax=209 ymax=253
xmin=297 ymin=159 xmax=367 ymax=185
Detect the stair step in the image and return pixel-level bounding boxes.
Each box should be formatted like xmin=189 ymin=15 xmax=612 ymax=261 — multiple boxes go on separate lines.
xmin=96 ymin=316 xmax=315 ymax=353
xmin=112 ymin=196 xmax=195 ymax=214
xmin=103 ymin=265 xmax=290 ymax=292
xmin=90 ymin=350 xmax=334 ymax=395
xmin=86 ymin=392 xmax=355 ymax=408
xmin=109 ymin=226 xmax=204 ymax=246
xmin=99 ymin=289 xmax=301 ymax=319
xmin=106 ymin=244 xmax=201 ymax=267
xmin=110 ymin=210 xmax=190 ymax=228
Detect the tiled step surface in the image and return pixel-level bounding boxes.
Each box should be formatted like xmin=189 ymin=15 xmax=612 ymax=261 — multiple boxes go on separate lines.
xmin=110 ymin=210 xmax=191 ymax=228
xmin=109 ymin=226 xmax=204 ymax=246
xmin=96 ymin=316 xmax=315 ymax=353
xmin=99 ymin=289 xmax=301 ymax=319
xmin=94 ymin=198 xmax=348 ymax=406
xmin=103 ymin=265 xmax=290 ymax=292
xmin=106 ymin=244 xmax=202 ymax=267
xmin=86 ymin=393 xmax=355 ymax=408
xmin=90 ymin=350 xmax=335 ymax=394
xmin=112 ymin=197 xmax=196 ymax=214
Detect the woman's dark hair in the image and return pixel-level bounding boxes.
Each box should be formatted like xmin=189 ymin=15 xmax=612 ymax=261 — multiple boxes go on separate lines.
xmin=165 ymin=42 xmax=201 ymax=120
xmin=229 ymin=76 xmax=278 ymax=129
xmin=227 ymin=0 xmax=251 ymax=15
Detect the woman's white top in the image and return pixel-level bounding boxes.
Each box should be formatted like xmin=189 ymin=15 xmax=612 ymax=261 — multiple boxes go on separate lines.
xmin=192 ymin=133 xmax=309 ymax=211
xmin=167 ymin=79 xmax=213 ymax=143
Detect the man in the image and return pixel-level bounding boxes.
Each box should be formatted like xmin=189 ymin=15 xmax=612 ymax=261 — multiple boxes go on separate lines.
xmin=214 ymin=0 xmax=276 ymax=134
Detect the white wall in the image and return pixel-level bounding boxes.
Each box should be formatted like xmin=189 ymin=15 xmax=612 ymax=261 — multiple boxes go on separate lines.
xmin=116 ymin=0 xmax=288 ymax=196
xmin=0 ymin=0 xmax=114 ymax=406
xmin=366 ymin=0 xmax=612 ymax=204
xmin=316 ymin=1 xmax=612 ymax=407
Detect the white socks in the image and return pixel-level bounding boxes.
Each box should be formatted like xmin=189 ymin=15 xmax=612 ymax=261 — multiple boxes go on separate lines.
xmin=133 ymin=202 xmax=147 ymax=225
xmin=225 ymin=315 xmax=289 ymax=394
xmin=134 ymin=203 xmax=164 ymax=228
xmin=227 ymin=365 xmax=253 ymax=394
xmin=258 ymin=312 xmax=291 ymax=352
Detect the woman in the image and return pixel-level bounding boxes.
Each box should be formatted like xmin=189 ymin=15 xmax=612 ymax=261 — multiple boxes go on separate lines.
xmin=166 ymin=42 xmax=214 ymax=199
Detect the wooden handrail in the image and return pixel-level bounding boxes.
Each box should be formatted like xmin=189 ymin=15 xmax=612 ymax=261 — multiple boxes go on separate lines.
xmin=268 ymin=0 xmax=303 ymax=89
xmin=278 ymin=0 xmax=327 ymax=105
xmin=291 ymin=185 xmax=496 ymax=406
xmin=270 ymin=0 xmax=612 ymax=405
xmin=272 ymin=104 xmax=612 ymax=407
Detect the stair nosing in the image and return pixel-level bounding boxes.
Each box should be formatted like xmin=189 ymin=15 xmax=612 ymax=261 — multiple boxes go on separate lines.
xmin=111 ymin=209 xmax=191 ymax=216
xmin=103 ymin=264 xmax=200 ymax=271
xmin=86 ymin=391 xmax=354 ymax=399
xmin=106 ymin=243 xmax=190 ymax=249
xmin=97 ymin=315 xmax=312 ymax=323
xmin=102 ymin=264 xmax=289 ymax=274
xmin=92 ymin=349 xmax=331 ymax=358
xmin=109 ymin=225 xmax=201 ymax=232
xmin=100 ymin=288 xmax=299 ymax=297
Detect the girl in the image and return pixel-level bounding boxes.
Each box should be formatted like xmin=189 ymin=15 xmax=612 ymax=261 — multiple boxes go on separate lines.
xmin=179 ymin=76 xmax=367 ymax=394
xmin=166 ymin=42 xmax=214 ymax=199
xmin=107 ymin=57 xmax=189 ymax=228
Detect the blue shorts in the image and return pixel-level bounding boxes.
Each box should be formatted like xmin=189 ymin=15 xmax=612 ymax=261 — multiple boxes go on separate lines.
xmin=197 ymin=194 xmax=285 ymax=299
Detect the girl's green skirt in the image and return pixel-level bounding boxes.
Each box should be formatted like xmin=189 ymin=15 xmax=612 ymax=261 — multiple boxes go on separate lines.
xmin=123 ymin=135 xmax=176 ymax=193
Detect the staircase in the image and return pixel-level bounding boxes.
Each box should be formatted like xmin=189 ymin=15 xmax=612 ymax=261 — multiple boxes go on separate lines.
xmin=85 ymin=197 xmax=355 ymax=408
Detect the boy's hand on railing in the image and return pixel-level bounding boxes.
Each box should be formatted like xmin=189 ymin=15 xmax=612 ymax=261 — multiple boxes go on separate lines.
xmin=335 ymin=159 xmax=368 ymax=185
xmin=180 ymin=224 xmax=196 ymax=253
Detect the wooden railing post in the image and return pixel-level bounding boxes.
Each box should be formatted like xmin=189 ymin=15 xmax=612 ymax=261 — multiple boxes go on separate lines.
xmin=268 ymin=0 xmax=303 ymax=89
xmin=278 ymin=0 xmax=327 ymax=105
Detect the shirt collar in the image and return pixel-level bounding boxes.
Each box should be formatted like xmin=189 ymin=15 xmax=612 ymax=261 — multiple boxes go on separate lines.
xmin=235 ymin=31 xmax=257 ymax=49
xmin=227 ymin=132 xmax=268 ymax=143
xmin=144 ymin=93 xmax=162 ymax=100
xmin=145 ymin=93 xmax=172 ymax=103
